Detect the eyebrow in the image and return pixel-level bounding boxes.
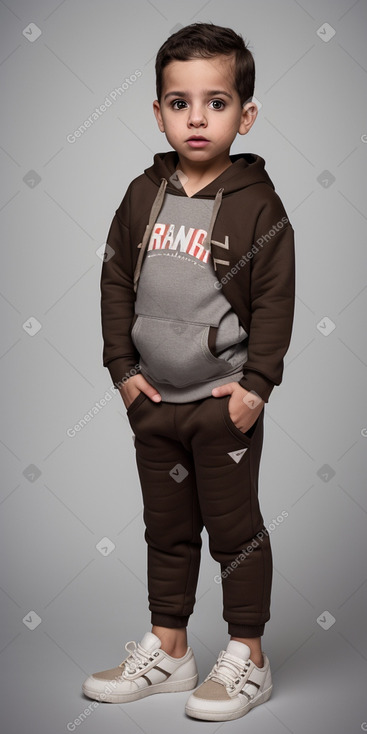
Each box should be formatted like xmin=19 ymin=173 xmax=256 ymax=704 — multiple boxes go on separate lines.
xmin=163 ymin=90 xmax=233 ymax=101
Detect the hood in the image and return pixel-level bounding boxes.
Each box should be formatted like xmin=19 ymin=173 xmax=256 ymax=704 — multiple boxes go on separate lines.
xmin=144 ymin=150 xmax=275 ymax=197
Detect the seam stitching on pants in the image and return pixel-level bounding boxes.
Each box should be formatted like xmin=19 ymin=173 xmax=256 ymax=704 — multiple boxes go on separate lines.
xmin=174 ymin=402 xmax=195 ymax=619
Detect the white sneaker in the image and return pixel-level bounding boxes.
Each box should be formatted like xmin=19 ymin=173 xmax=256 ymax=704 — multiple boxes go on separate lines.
xmin=82 ymin=631 xmax=198 ymax=703
xmin=185 ymin=640 xmax=272 ymax=721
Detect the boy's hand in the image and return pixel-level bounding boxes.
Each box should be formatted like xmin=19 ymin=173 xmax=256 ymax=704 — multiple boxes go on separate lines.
xmin=119 ymin=374 xmax=161 ymax=409
xmin=212 ymin=382 xmax=264 ymax=434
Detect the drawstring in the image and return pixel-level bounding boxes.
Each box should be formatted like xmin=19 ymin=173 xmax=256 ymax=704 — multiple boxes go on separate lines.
xmin=133 ymin=178 xmax=167 ymax=293
xmin=133 ymin=181 xmax=227 ymax=291
xmin=202 ymin=187 xmax=227 ymax=271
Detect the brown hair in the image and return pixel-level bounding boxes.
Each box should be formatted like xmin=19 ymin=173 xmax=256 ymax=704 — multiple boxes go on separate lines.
xmin=155 ymin=22 xmax=255 ymax=106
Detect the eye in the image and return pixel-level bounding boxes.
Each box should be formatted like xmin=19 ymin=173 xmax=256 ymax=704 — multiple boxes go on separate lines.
xmin=171 ymin=99 xmax=187 ymax=110
xmin=210 ymin=99 xmax=225 ymax=110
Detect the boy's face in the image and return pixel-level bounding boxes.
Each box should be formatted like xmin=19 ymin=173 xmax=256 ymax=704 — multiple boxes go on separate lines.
xmin=153 ymin=54 xmax=257 ymax=167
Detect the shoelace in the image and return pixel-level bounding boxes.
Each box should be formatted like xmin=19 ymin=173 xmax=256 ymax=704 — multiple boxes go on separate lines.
xmin=206 ymin=650 xmax=251 ymax=690
xmin=121 ymin=641 xmax=156 ymax=675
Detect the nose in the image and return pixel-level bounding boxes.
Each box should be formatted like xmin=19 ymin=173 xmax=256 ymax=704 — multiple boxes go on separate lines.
xmin=187 ymin=103 xmax=207 ymax=128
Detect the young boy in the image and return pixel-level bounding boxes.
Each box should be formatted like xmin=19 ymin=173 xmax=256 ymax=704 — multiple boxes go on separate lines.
xmin=83 ymin=22 xmax=295 ymax=722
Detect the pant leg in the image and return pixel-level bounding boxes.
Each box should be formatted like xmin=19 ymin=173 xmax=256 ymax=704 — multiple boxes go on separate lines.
xmin=126 ymin=392 xmax=204 ymax=629
xmin=191 ymin=394 xmax=273 ymax=638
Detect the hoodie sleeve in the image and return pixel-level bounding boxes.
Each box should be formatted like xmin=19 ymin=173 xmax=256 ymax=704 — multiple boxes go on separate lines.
xmin=100 ymin=184 xmax=140 ymax=389
xmin=239 ymin=204 xmax=295 ymax=403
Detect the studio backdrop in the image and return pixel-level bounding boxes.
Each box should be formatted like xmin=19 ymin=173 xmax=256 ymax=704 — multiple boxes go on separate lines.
xmin=0 ymin=1 xmax=366 ymax=733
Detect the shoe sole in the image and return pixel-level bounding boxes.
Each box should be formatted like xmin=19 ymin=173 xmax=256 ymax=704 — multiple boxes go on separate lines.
xmin=185 ymin=684 xmax=273 ymax=721
xmin=82 ymin=673 xmax=199 ymax=703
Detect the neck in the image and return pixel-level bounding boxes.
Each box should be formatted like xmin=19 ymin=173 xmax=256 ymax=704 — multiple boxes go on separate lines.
xmin=175 ymin=152 xmax=232 ymax=186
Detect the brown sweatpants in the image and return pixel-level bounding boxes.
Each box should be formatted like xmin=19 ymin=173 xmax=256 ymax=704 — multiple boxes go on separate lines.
xmin=126 ymin=391 xmax=273 ymax=638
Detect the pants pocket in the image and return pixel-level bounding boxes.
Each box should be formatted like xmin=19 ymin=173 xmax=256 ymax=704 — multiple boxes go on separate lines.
xmin=126 ymin=390 xmax=148 ymax=417
xmin=220 ymin=394 xmax=259 ymax=445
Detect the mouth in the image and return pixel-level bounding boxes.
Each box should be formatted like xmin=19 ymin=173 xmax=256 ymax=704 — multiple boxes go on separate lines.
xmin=186 ymin=136 xmax=210 ymax=147
xmin=186 ymin=136 xmax=209 ymax=141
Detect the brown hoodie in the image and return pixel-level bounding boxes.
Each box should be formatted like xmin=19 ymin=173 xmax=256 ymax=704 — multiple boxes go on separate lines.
xmin=100 ymin=151 xmax=295 ymax=402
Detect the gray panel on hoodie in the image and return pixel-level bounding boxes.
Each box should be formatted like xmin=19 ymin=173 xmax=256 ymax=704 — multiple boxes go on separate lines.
xmin=132 ymin=193 xmax=248 ymax=402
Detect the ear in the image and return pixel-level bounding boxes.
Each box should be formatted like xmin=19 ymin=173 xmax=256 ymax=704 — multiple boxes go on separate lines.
xmin=238 ymin=100 xmax=258 ymax=136
xmin=153 ymin=100 xmax=165 ymax=132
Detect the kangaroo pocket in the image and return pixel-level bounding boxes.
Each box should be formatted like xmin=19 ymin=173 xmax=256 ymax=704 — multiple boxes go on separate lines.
xmin=131 ymin=314 xmax=243 ymax=388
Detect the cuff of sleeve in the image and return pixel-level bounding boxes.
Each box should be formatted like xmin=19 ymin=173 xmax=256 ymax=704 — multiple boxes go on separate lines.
xmin=239 ymin=372 xmax=275 ymax=403
xmin=105 ymin=358 xmax=141 ymax=390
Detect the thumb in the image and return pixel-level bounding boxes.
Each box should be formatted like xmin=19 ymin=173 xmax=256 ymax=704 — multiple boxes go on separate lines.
xmin=138 ymin=375 xmax=162 ymax=403
xmin=212 ymin=382 xmax=236 ymax=398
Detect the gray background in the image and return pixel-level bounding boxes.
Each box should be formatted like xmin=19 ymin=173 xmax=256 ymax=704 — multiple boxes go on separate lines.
xmin=1 ymin=0 xmax=366 ymax=732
